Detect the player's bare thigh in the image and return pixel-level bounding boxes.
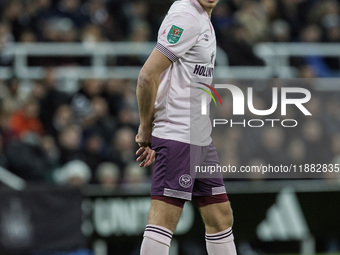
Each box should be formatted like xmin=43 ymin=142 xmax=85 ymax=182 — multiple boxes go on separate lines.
xmin=199 ymin=201 xmax=233 ymax=234
xmin=147 ymin=199 xmax=183 ymax=233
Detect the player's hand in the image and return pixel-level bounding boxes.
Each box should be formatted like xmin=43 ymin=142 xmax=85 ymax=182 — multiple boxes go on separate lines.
xmin=136 ymin=146 xmax=155 ymax=167
xmin=135 ymin=124 xmax=152 ymax=147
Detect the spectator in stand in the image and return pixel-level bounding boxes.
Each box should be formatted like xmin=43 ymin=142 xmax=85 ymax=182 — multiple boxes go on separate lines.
xmin=211 ymin=2 xmax=234 ymax=35
xmin=0 ymin=110 xmax=16 ymax=147
xmin=299 ymin=65 xmax=318 ymax=78
xmin=308 ymin=0 xmax=340 ymax=26
xmin=286 ymin=138 xmax=307 ymax=165
xmin=31 ymin=79 xmax=47 ymax=103
xmin=5 ymin=132 xmax=50 ymax=181
xmin=36 ymin=68 xmax=69 ymax=129
xmin=42 ymin=17 xmax=78 ymax=43
xmin=83 ymin=0 xmax=110 ymax=27
xmin=215 ymin=22 xmax=265 ymax=65
xmin=123 ymin=162 xmax=147 ymax=187
xmin=81 ymin=24 xmax=107 ymax=46
xmin=103 ymin=79 xmax=125 ymax=119
xmin=0 ymin=21 xmax=14 ymax=65
xmin=117 ymin=21 xmax=152 ymax=66
xmin=110 ymin=127 xmax=137 ymax=172
xmin=235 ymin=0 xmax=269 ymax=44
xmin=125 ymin=0 xmax=149 ymax=37
xmin=331 ymin=133 xmax=340 ymax=161
xmin=1 ymin=78 xmax=27 ymax=116
xmin=53 ymin=0 xmax=89 ymax=28
xmin=324 ymin=96 xmax=340 ymax=136
xmin=71 ymin=79 xmax=103 ymax=124
xmin=9 ymin=98 xmax=44 ymax=137
xmin=1 ymin=1 xmax=24 ymax=41
xmin=81 ymin=132 xmax=107 ymax=175
xmin=129 ymin=21 xmax=151 ymax=43
xmin=0 ymin=21 xmax=14 ymax=49
xmin=57 ymin=124 xmax=83 ymax=164
xmin=277 ymin=0 xmax=308 ymax=40
xmin=41 ymin=135 xmax=60 ymax=173
xmin=118 ymin=80 xmax=139 ymax=129
xmin=259 ymin=127 xmax=289 ymax=166
xmin=323 ymin=15 xmax=340 ymax=71
xmin=0 ymin=80 xmax=7 ymax=101
xmin=0 ymin=134 xmax=8 ymax=168
xmin=54 ymin=159 xmax=92 ymax=186
xmin=301 ymin=118 xmax=332 ymax=164
xmin=47 ymin=104 xmax=74 ymax=140
xmin=84 ymin=96 xmax=117 ymax=143
xmin=262 ymin=0 xmax=279 ymax=22
xmin=299 ymin=24 xmax=338 ymax=77
xmin=95 ymin=162 xmax=120 ymax=188
xmin=19 ymin=30 xmax=37 ymax=43
xmin=271 ymin=19 xmax=291 ymax=42
xmin=246 ymin=157 xmax=267 ymax=180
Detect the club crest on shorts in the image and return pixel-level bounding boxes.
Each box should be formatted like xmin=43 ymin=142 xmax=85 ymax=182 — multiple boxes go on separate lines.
xmin=179 ymin=174 xmax=192 ymax=188
xmin=167 ymin=25 xmax=183 ymax=44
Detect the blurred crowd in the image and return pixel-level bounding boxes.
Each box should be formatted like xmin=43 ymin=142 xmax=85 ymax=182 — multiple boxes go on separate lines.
xmin=213 ymin=0 xmax=340 ymax=76
xmin=1 ymin=0 xmax=340 ymax=75
xmin=1 ymin=76 xmax=340 ymax=185
xmin=0 ymin=0 xmax=340 ymax=187
xmin=0 ymin=70 xmax=149 ymax=187
xmin=211 ymin=79 xmax=340 ymax=181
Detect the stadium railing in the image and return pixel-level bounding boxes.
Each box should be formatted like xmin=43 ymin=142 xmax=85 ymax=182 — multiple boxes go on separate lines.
xmin=254 ymin=43 xmax=340 ymax=71
xmin=3 ymin=42 xmax=330 ymax=84
xmin=0 ymin=166 xmax=26 ymax=190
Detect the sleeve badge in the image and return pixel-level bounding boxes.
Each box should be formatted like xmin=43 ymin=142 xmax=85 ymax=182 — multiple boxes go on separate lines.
xmin=167 ymin=25 xmax=184 ymax=44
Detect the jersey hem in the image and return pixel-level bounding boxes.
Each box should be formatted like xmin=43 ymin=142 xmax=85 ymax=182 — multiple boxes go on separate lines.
xmin=152 ymin=133 xmax=211 ymax=146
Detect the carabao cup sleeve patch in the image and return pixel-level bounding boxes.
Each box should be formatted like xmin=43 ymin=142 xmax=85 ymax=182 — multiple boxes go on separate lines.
xmin=157 ymin=12 xmax=200 ymax=60
xmin=167 ymin=25 xmax=184 ymax=44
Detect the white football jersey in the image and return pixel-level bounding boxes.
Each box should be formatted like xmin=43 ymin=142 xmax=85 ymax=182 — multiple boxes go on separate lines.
xmin=152 ymin=0 xmax=216 ymax=146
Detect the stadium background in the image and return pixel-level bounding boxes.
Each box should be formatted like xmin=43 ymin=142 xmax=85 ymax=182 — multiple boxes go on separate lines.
xmin=0 ymin=0 xmax=340 ymax=254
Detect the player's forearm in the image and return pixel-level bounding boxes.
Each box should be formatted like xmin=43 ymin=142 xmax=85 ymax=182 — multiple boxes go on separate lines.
xmin=136 ymin=49 xmax=171 ymax=127
xmin=136 ymin=71 xmax=158 ymax=127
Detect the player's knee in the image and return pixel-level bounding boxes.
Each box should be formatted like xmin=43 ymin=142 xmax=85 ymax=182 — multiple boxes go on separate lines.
xmin=225 ymin=204 xmax=234 ymax=227
xmin=214 ymin=202 xmax=233 ymax=229
xmin=200 ymin=201 xmax=234 ymax=233
xmin=148 ymin=197 xmax=184 ymax=232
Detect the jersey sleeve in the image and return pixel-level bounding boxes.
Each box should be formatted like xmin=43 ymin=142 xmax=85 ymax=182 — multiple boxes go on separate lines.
xmin=156 ymin=12 xmax=201 ymax=62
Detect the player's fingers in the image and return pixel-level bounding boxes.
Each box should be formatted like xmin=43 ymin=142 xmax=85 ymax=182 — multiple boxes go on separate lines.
xmin=143 ymin=154 xmax=151 ymax=166
xmin=137 ymin=147 xmax=152 ymax=162
xmin=137 ymin=152 xmax=147 ymax=162
xmin=137 ymin=151 xmax=146 ymax=161
xmin=142 ymin=161 xmax=150 ymax=167
xmin=136 ymin=147 xmax=145 ymax=156
xmin=144 ymin=158 xmax=153 ymax=167
xmin=143 ymin=157 xmax=152 ymax=167
xmin=142 ymin=150 xmax=155 ymax=167
xmin=140 ymin=150 xmax=152 ymax=167
xmin=139 ymin=156 xmax=148 ymax=167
